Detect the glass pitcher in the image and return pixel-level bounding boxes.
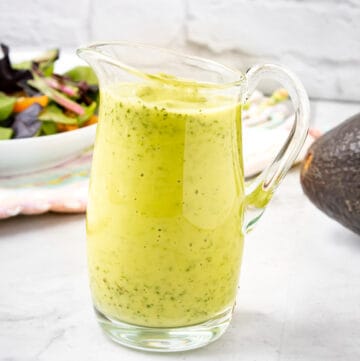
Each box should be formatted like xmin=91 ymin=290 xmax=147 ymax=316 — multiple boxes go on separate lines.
xmin=78 ymin=42 xmax=309 ymax=352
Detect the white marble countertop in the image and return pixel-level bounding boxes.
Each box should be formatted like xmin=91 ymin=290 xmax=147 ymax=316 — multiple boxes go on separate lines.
xmin=1 ymin=100 xmax=359 ymax=361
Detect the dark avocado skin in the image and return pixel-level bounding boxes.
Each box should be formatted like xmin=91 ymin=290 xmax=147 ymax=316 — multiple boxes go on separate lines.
xmin=300 ymin=113 xmax=360 ymax=235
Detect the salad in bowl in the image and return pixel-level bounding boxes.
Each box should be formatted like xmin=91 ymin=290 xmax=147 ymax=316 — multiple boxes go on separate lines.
xmin=0 ymin=44 xmax=99 ymax=175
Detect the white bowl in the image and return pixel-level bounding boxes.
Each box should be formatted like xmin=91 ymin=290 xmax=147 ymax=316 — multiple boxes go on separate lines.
xmin=0 ymin=51 xmax=97 ymax=176
xmin=0 ymin=124 xmax=96 ymax=176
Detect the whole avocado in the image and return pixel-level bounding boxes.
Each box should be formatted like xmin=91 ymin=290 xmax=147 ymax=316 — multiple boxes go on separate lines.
xmin=300 ymin=113 xmax=360 ymax=235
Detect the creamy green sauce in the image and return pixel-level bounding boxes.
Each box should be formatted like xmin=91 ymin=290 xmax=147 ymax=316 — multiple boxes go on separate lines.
xmin=86 ymin=78 xmax=245 ymax=327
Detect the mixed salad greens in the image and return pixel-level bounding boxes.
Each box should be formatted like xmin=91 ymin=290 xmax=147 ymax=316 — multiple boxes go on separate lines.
xmin=0 ymin=44 xmax=99 ymax=140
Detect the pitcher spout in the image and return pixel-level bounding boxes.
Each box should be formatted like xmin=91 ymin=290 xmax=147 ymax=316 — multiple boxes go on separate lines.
xmin=77 ymin=44 xmax=119 ymax=83
xmin=77 ymin=45 xmax=99 ymax=67
xmin=77 ymin=43 xmax=152 ymax=87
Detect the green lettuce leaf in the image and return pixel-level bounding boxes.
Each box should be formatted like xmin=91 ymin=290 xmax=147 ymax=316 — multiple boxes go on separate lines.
xmin=12 ymin=60 xmax=32 ymax=70
xmin=41 ymin=121 xmax=58 ymax=135
xmin=0 ymin=126 xmax=13 ymax=140
xmin=13 ymin=49 xmax=59 ymax=76
xmin=65 ymin=66 xmax=98 ymax=85
xmin=0 ymin=92 xmax=16 ymax=121
xmin=38 ymin=104 xmax=78 ymax=125
xmin=39 ymin=102 xmax=96 ymax=125
xmin=78 ymin=102 xmax=96 ymax=124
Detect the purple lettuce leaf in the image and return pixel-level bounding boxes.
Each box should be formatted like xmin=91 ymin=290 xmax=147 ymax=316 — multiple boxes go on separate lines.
xmin=0 ymin=44 xmax=32 ymax=93
xmin=12 ymin=103 xmax=42 ymax=138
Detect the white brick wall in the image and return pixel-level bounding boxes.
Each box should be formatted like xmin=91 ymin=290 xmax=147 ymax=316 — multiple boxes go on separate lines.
xmin=186 ymin=0 xmax=360 ymax=102
xmin=1 ymin=0 xmax=359 ymax=101
xmin=0 ymin=0 xmax=91 ymax=47
xmin=91 ymin=0 xmax=185 ymax=47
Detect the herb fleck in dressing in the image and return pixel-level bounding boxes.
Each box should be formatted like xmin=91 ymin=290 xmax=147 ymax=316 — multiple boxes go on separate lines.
xmin=87 ymin=78 xmax=245 ymax=327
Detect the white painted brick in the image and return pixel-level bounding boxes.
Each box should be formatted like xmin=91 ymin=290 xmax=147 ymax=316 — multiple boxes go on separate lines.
xmin=179 ymin=46 xmax=360 ymax=101
xmin=91 ymin=0 xmax=185 ymax=47
xmin=187 ymin=0 xmax=360 ymax=60
xmin=186 ymin=0 xmax=360 ymax=101
xmin=0 ymin=0 xmax=90 ymax=48
xmin=279 ymin=53 xmax=360 ymax=101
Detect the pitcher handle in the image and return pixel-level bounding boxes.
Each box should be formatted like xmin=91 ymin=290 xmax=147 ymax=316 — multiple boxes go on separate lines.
xmin=243 ymin=64 xmax=310 ymax=233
